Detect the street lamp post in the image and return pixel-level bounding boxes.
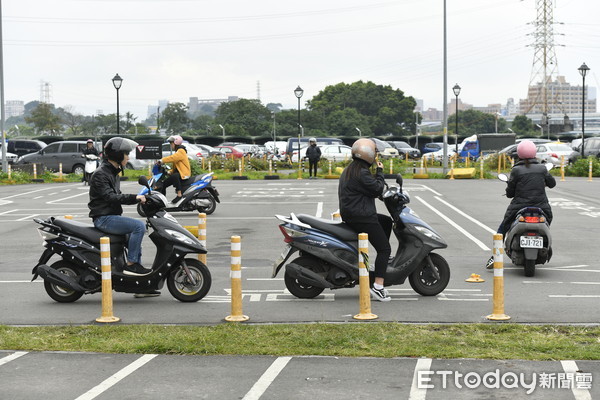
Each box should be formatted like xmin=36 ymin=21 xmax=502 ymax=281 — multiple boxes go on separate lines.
xmin=535 ymin=124 xmax=543 ymax=137
xmin=156 ymin=106 xmax=160 ymax=135
xmin=452 ymin=84 xmax=461 ymax=153
xmin=579 ymin=63 xmax=590 ymax=157
xmin=294 ymin=86 xmax=304 ymax=179
xmin=218 ymin=124 xmax=225 ymax=142
xmin=111 ymin=73 xmax=123 ymax=135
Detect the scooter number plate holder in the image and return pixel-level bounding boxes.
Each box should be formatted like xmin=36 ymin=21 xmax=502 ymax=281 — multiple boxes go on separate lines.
xmin=272 ymin=245 xmax=292 ymax=276
xmin=520 ymin=236 xmax=543 ymax=249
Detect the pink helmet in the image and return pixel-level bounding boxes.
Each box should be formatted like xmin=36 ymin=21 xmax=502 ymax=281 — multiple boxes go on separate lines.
xmin=167 ymin=135 xmax=183 ymax=146
xmin=517 ymin=140 xmax=536 ymax=159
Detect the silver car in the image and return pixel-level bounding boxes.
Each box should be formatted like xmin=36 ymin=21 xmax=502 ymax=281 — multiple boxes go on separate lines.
xmin=535 ymin=143 xmax=579 ymax=166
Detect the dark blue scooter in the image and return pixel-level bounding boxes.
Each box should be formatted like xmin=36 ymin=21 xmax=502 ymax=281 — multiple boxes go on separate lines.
xmin=137 ymin=163 xmax=220 ymax=216
xmin=272 ymin=175 xmax=450 ymax=298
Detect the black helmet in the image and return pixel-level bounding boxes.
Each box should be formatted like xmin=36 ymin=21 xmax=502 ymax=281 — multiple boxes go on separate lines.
xmin=104 ymin=137 xmax=138 ymax=163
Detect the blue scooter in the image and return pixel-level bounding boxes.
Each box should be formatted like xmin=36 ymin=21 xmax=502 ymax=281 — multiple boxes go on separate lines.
xmin=137 ymin=163 xmax=220 ymax=216
xmin=272 ymin=174 xmax=450 ymax=299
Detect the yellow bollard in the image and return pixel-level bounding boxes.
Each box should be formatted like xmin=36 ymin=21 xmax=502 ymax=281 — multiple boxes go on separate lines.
xmin=331 ymin=211 xmax=341 ymax=222
xmin=560 ymin=156 xmax=565 ymax=182
xmin=479 ymin=156 xmax=484 ymax=179
xmin=354 ymin=233 xmax=378 ymax=320
xmin=96 ymin=237 xmax=120 ymax=323
xmin=208 ymin=160 xmax=212 ymax=173
xmin=405 ymin=152 xmax=409 ymax=162
xmin=147 ymin=163 xmax=152 ymax=178
xmin=59 ymin=162 xmax=63 ymax=179
xmin=389 ymin=159 xmax=393 ymax=175
xmin=197 ymin=212 xmax=207 ymax=265
xmin=33 ymin=163 xmax=37 ymax=179
xmin=238 ymin=159 xmax=243 ymax=177
xmin=588 ymin=157 xmax=593 ymax=182
xmin=7 ymin=164 xmax=12 ymax=180
xmin=486 ymin=234 xmax=510 ymax=321
xmin=268 ymin=159 xmax=273 ymax=175
xmin=225 ymin=236 xmax=249 ymax=322
xmin=328 ymin=160 xmax=332 ymax=176
xmin=297 ymin=158 xmax=302 ymax=180
xmin=497 ymin=153 xmax=501 ymax=174
xmin=449 ymin=157 xmax=455 ymax=180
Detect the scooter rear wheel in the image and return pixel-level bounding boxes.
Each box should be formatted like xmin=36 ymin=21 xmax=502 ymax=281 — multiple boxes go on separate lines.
xmin=43 ymin=260 xmax=84 ymax=303
xmin=167 ymin=258 xmax=211 ymax=302
xmin=524 ymin=259 xmax=536 ymax=277
xmin=284 ymin=256 xmax=326 ymax=299
xmin=409 ymin=253 xmax=450 ymax=296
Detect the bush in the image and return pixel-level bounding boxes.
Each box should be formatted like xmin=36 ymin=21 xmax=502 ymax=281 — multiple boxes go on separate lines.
xmin=566 ymin=157 xmax=600 ymax=177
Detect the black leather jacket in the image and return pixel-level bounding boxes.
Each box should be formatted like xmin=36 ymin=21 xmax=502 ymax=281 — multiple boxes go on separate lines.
xmin=338 ymin=159 xmax=385 ymax=223
xmin=88 ymin=160 xmax=138 ymax=219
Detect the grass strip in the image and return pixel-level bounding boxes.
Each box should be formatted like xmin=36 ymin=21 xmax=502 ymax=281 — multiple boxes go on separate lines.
xmin=1 ymin=323 xmax=599 ymax=360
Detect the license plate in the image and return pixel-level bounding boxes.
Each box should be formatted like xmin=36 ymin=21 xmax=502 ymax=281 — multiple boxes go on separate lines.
xmin=520 ymin=236 xmax=543 ymax=248
xmin=272 ymin=245 xmax=293 ymax=278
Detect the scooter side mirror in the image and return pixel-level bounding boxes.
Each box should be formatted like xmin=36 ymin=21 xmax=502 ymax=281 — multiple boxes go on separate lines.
xmin=138 ymin=175 xmax=151 ymax=190
xmin=498 ymin=173 xmax=509 ymax=182
xmin=395 ymin=174 xmax=403 ymax=193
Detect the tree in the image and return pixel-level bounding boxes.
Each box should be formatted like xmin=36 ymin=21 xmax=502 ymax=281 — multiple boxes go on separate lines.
xmin=511 ymin=115 xmax=533 ymax=135
xmin=214 ymin=98 xmax=272 ymax=136
xmin=447 ymin=110 xmax=507 ymax=136
xmin=161 ymin=102 xmax=189 ymax=134
xmin=307 ymin=81 xmax=417 ymax=136
xmin=25 ymin=103 xmax=62 ymax=135
xmin=58 ymin=107 xmax=85 ymax=136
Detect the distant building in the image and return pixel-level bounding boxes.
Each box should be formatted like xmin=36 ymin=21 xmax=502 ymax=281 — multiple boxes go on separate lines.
xmin=147 ymin=99 xmax=169 ymax=119
xmin=187 ymin=96 xmax=239 ymax=116
xmin=448 ymin=99 xmax=472 ymax=115
xmin=5 ymin=100 xmax=24 ymax=117
xmin=519 ymin=75 xmax=596 ymax=115
xmin=422 ymin=108 xmax=443 ymax=121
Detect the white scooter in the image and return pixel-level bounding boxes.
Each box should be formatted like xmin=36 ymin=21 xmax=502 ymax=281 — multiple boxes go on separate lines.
xmin=83 ymin=154 xmax=99 ymax=185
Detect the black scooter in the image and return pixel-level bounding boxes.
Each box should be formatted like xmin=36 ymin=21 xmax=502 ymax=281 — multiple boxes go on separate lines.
xmin=272 ymin=175 xmax=450 ymax=298
xmin=497 ymin=166 xmax=553 ymax=277
xmin=31 ymin=176 xmax=211 ymax=303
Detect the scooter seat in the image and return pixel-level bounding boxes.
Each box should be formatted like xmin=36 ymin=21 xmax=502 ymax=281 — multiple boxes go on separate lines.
xmin=296 ymin=214 xmax=358 ymax=241
xmin=53 ymin=218 xmax=126 ymax=244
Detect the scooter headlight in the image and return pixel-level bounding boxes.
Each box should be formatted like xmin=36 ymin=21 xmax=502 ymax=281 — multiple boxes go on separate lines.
xmin=413 ymin=225 xmax=442 ymax=241
xmin=165 ymin=229 xmax=195 ymax=245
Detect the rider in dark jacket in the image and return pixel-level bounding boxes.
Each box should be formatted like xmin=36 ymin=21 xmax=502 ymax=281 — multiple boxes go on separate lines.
xmin=339 ymin=138 xmax=392 ymax=302
xmin=305 ymin=138 xmax=321 ymax=179
xmin=486 ymin=140 xmax=556 ymax=268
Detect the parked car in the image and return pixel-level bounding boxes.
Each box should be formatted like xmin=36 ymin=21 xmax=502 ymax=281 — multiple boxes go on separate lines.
xmin=535 ymin=142 xmax=580 ymax=165
xmin=388 ymin=141 xmax=421 ymax=159
xmin=16 ymin=140 xmax=102 ymax=174
xmin=215 ymin=145 xmax=244 ymax=159
xmin=499 ymin=144 xmax=519 ymax=161
xmin=579 ymin=137 xmax=600 ymax=158
xmin=371 ymin=138 xmax=399 ymax=158
xmin=264 ymin=141 xmax=287 ymax=159
xmin=0 ymin=150 xmax=18 ymax=164
xmin=289 ymin=145 xmax=308 ymax=163
xmin=320 ymin=144 xmax=353 ymax=162
xmin=2 ymin=139 xmax=46 ymax=157
xmin=421 ymin=142 xmax=445 ymax=154
xmin=196 ymin=144 xmax=225 ymax=158
xmin=426 ymin=146 xmax=456 ymax=162
xmin=234 ymin=144 xmax=261 ymax=157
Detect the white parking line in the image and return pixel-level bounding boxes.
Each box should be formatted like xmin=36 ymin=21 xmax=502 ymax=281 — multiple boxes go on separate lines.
xmin=0 ymin=209 xmax=17 ymax=215
xmin=242 ymin=356 xmax=291 ymax=400
xmin=75 ymin=354 xmax=157 ymax=400
xmin=46 ymin=192 xmax=88 ymax=204
xmin=409 ymin=358 xmax=432 ymax=400
xmin=560 ymin=360 xmax=592 ymax=400
xmin=415 ymin=196 xmax=490 ymax=251
xmin=315 ymin=202 xmax=323 ymax=218
xmin=16 ymin=214 xmax=39 ymax=221
xmin=0 ymin=351 xmax=27 ymax=366
xmin=549 ymin=295 xmax=600 ymax=298
xmin=434 ymin=196 xmax=496 ymax=234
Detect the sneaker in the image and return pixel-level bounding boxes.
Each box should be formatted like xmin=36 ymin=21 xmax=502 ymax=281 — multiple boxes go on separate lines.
xmin=123 ymin=263 xmax=152 ymax=276
xmin=171 ymin=196 xmax=182 ymax=204
xmin=485 ymin=256 xmax=494 ymax=269
xmin=133 ymin=291 xmax=161 ymax=298
xmin=370 ymin=286 xmax=391 ymax=302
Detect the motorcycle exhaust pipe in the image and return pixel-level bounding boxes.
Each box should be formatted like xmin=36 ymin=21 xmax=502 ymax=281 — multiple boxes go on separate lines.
xmin=286 ymin=263 xmax=334 ymax=289
xmin=36 ymin=264 xmax=87 ymax=292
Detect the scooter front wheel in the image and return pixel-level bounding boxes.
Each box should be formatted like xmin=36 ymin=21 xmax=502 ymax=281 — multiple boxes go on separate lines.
xmin=199 ymin=194 xmax=217 ymax=215
xmin=409 ymin=253 xmax=450 ymax=296
xmin=167 ymin=258 xmax=211 ymax=302
xmin=136 ymin=202 xmax=147 ymax=218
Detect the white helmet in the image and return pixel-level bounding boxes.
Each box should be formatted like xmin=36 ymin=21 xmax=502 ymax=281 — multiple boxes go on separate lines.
xmin=309 ymin=137 xmax=317 ymax=143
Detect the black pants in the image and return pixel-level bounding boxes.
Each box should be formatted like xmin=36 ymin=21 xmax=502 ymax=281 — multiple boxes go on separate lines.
xmin=163 ymin=172 xmax=183 ymax=193
xmin=308 ymin=160 xmax=319 ymax=177
xmin=345 ymin=214 xmax=393 ymax=279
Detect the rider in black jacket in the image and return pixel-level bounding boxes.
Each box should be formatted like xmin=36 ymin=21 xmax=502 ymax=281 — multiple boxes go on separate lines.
xmin=339 ymin=138 xmax=392 ymax=302
xmin=486 ymin=139 xmax=556 ymax=268
xmin=88 ymin=137 xmax=150 ymax=277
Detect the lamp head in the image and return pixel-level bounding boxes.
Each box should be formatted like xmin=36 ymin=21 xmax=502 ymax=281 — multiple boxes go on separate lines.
xmin=452 ymin=83 xmax=461 ymax=97
xmin=112 ymin=73 xmax=123 ymax=90
xmin=294 ymin=85 xmax=304 ymax=99
xmin=578 ymin=63 xmax=590 ymax=78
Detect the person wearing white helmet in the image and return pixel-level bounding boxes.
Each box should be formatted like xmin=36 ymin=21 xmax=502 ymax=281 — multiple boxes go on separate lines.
xmin=159 ymin=135 xmax=191 ymax=204
xmin=338 ymin=138 xmax=392 ymax=302
xmin=305 ymin=137 xmax=321 ymax=179
xmin=485 ymin=139 xmax=556 ymax=269
xmin=88 ymin=137 xmax=150 ymax=277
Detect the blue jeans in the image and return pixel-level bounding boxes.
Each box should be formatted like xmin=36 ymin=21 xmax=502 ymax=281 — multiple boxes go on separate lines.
xmin=94 ymin=215 xmax=145 ymax=264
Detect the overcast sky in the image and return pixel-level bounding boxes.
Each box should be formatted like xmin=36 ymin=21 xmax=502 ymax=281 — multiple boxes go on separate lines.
xmin=3 ymin=0 xmax=599 ymax=119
